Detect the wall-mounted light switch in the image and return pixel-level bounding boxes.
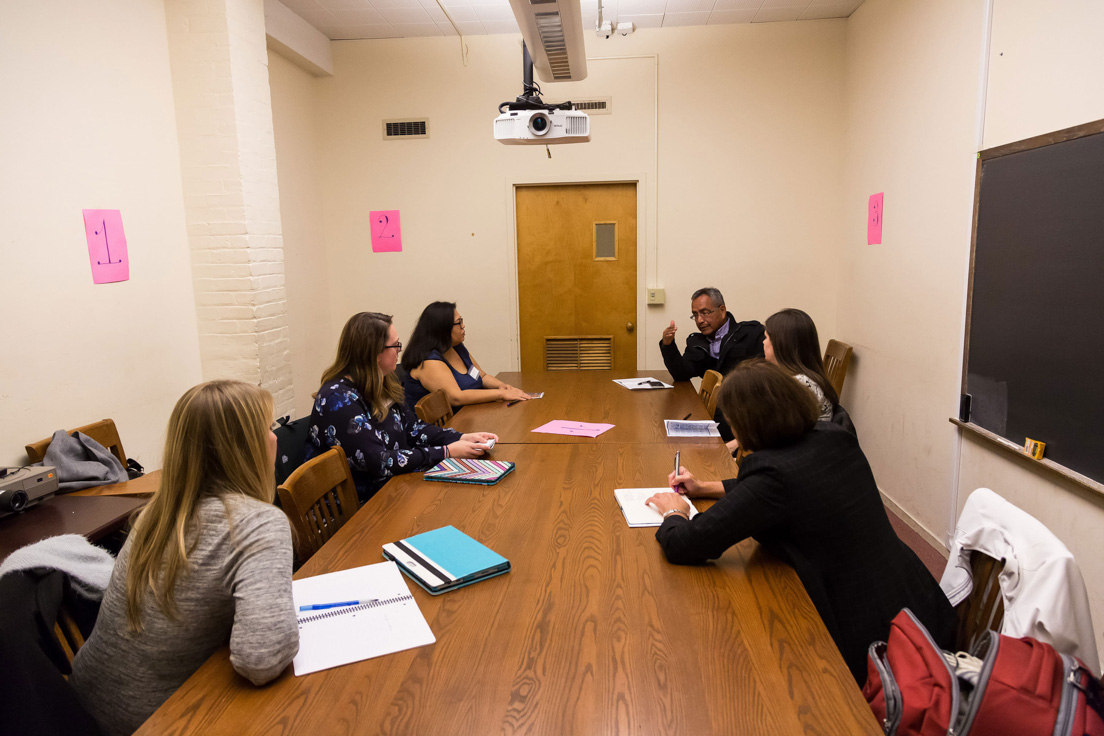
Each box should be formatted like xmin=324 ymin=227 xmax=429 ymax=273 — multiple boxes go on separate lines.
xmin=647 ymin=288 xmax=665 ymax=305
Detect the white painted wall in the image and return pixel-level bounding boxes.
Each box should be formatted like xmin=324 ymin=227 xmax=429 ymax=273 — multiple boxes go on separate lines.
xmin=268 ymin=50 xmax=334 ymax=418
xmin=273 ymin=22 xmax=846 ymax=390
xmin=839 ymin=0 xmax=984 ymax=540
xmin=0 ymin=0 xmax=202 ymax=468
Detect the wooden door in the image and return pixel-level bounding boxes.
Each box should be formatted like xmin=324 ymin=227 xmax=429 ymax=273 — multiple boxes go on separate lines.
xmin=516 ymin=183 xmax=637 ymax=372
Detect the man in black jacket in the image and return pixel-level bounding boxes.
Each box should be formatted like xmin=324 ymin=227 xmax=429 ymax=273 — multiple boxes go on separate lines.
xmin=659 ymin=287 xmax=765 ymax=381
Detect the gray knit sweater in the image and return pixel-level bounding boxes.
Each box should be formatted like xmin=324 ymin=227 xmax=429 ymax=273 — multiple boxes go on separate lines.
xmin=70 ymin=495 xmax=299 ymax=736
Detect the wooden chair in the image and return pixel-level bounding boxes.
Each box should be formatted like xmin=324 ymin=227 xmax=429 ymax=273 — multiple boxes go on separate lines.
xmin=277 ymin=446 xmax=359 ymax=563
xmin=954 ymin=550 xmax=1006 ymax=654
xmin=26 ymin=418 xmax=127 ymax=467
xmin=699 ymin=369 xmax=723 ymax=418
xmin=415 ymin=389 xmax=454 ymax=427
xmin=823 ymin=340 xmax=854 ymax=399
xmin=53 ymin=607 xmax=87 ymax=669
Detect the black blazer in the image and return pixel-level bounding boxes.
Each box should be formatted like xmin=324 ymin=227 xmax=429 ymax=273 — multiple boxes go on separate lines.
xmin=658 ymin=313 xmax=765 ymax=382
xmin=656 ymin=422 xmax=954 ymax=683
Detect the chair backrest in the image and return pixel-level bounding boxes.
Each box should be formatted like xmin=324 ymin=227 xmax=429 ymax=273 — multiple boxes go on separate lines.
xmin=277 ymin=446 xmax=360 ymax=563
xmin=954 ymin=550 xmax=1006 ymax=654
xmin=26 ymin=419 xmax=127 ymax=467
xmin=823 ymin=339 xmax=854 ymax=399
xmin=699 ymin=370 xmax=723 ymax=418
xmin=415 ymin=389 xmax=454 ymax=427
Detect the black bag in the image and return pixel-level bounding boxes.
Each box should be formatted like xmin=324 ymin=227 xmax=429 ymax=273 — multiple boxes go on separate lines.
xmin=273 ymin=415 xmax=311 ymax=493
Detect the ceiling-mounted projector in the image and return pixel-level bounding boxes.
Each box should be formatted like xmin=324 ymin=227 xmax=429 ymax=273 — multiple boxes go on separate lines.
xmin=494 ymin=43 xmax=590 ymax=146
xmin=494 ymin=107 xmax=589 ymax=145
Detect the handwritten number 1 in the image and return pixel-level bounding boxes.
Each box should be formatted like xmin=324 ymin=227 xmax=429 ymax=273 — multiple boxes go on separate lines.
xmin=95 ymin=218 xmax=122 ymax=265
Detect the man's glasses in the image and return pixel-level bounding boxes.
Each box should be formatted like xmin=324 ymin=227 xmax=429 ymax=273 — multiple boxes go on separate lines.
xmin=383 ymin=341 xmax=403 ymax=352
xmin=690 ymin=309 xmax=716 ymax=320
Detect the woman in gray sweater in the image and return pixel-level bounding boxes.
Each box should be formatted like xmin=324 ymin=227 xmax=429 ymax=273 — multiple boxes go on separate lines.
xmin=71 ymin=380 xmax=299 ymax=736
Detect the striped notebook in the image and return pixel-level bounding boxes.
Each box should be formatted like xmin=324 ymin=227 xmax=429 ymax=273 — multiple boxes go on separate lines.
xmin=383 ymin=525 xmax=510 ymax=595
xmin=423 ymin=458 xmax=515 ymax=485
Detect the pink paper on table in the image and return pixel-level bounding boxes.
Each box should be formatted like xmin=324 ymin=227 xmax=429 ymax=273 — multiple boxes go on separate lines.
xmin=531 ymin=420 xmax=615 ymax=438
xmin=370 ymin=210 xmax=402 ymax=252
xmin=867 ymin=192 xmax=884 ymax=245
xmin=83 ymin=209 xmax=130 ymax=283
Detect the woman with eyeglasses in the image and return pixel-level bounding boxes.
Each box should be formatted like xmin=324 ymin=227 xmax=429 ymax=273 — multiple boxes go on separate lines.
xmin=305 ymin=311 xmax=497 ymax=503
xmin=402 ymin=301 xmax=530 ymax=413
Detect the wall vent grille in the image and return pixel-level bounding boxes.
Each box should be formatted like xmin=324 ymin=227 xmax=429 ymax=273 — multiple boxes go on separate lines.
xmin=383 ymin=119 xmax=429 ymax=139
xmin=545 ymin=336 xmax=613 ymax=371
xmin=550 ymin=98 xmax=612 ymax=115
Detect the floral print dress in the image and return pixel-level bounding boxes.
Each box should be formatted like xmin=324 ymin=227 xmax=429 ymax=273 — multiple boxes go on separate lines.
xmin=304 ymin=377 xmax=462 ymax=502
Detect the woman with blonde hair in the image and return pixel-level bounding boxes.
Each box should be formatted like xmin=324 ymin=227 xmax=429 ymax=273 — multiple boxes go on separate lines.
xmin=70 ymin=380 xmax=299 ymax=736
xmin=305 ymin=311 xmax=497 ymax=502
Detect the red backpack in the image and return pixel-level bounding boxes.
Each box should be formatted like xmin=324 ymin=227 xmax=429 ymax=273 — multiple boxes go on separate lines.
xmin=863 ymin=608 xmax=1104 ymax=736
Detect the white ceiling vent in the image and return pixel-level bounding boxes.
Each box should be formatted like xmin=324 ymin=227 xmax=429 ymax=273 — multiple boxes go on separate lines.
xmin=382 ymin=119 xmax=429 ymax=140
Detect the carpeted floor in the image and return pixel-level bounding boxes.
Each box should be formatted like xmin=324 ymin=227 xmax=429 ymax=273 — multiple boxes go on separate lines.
xmin=885 ymin=507 xmax=948 ymax=580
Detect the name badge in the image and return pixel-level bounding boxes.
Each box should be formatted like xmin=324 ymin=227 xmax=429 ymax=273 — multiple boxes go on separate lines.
xmin=469 ymin=366 xmax=480 ymax=379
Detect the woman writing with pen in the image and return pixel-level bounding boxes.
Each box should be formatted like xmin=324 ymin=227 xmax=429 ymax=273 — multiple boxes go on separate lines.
xmin=646 ymin=359 xmax=953 ymax=683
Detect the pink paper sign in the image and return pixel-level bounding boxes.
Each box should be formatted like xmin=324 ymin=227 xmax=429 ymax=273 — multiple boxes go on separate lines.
xmin=83 ymin=209 xmax=130 ymax=283
xmin=867 ymin=192 xmax=884 ymax=244
xmin=370 ymin=210 xmax=402 ymax=252
xmin=531 ymin=420 xmax=616 ymax=438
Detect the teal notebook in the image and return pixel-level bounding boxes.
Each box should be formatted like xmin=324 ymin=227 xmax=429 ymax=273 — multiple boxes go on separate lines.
xmin=382 ymin=525 xmax=510 ymax=595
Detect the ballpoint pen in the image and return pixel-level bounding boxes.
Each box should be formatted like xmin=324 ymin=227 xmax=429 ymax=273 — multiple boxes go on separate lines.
xmin=682 ymin=412 xmax=692 ymax=420
xmin=506 ymin=400 xmax=521 ymax=407
xmin=298 ymin=599 xmax=376 ymax=611
xmin=673 ymin=450 xmax=684 ymax=494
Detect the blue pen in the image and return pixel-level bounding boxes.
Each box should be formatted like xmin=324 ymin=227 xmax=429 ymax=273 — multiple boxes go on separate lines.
xmin=298 ymin=599 xmax=374 ymax=611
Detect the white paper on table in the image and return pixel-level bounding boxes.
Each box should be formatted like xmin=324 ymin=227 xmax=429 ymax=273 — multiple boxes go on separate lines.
xmin=614 ymin=488 xmax=699 ymax=527
xmin=291 ymin=561 xmax=435 ymax=676
xmin=663 ymin=420 xmax=721 ymax=437
xmin=613 ymin=377 xmax=674 ymax=390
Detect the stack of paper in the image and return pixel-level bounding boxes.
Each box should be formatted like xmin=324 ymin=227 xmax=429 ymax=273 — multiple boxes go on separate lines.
xmin=614 ymin=488 xmax=699 ymax=527
xmin=664 ymin=420 xmax=721 ymax=437
xmin=531 ymin=420 xmax=615 ymax=438
xmin=613 ymin=377 xmax=674 ymax=390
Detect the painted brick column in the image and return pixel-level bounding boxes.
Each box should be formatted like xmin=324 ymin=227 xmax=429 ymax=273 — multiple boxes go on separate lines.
xmin=165 ymin=0 xmax=294 ymax=416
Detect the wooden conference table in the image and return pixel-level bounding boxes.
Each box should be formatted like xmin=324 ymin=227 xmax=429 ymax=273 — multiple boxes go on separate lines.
xmin=449 ymin=370 xmax=717 ymax=444
xmin=0 ymin=472 xmax=157 ymax=563
xmin=136 ymin=372 xmax=879 ymax=735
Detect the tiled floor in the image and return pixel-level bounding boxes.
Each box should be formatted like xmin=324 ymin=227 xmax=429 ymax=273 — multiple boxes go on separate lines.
xmin=886 ymin=506 xmax=948 ymax=580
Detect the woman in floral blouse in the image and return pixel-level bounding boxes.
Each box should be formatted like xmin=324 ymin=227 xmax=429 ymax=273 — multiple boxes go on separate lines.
xmin=305 ymin=311 xmax=497 ymax=503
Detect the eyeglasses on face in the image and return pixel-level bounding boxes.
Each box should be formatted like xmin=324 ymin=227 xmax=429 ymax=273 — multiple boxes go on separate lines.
xmin=383 ymin=341 xmax=403 ymax=352
xmin=690 ymin=309 xmax=716 ymax=320
xmin=453 ymin=318 xmax=465 ymax=327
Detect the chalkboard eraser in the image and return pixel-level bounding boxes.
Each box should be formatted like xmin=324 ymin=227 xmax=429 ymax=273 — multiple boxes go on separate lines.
xmin=959 ymin=394 xmax=972 ymax=422
xmin=1024 ymin=438 xmax=1046 ymax=460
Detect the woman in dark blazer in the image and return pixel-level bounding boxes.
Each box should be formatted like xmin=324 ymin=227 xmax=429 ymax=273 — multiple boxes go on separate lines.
xmin=647 ymin=359 xmax=954 ymax=683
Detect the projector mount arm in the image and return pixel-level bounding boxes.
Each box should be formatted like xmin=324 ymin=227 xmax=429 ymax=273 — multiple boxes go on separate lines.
xmin=498 ymin=43 xmax=575 ymax=114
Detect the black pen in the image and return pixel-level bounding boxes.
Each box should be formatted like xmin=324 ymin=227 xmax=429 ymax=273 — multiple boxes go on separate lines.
xmin=682 ymin=412 xmax=692 ymax=420
xmin=507 ymin=400 xmax=521 ymax=407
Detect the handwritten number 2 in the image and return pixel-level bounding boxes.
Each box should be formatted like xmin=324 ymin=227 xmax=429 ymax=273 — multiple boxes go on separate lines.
xmin=377 ymin=215 xmax=395 ymax=239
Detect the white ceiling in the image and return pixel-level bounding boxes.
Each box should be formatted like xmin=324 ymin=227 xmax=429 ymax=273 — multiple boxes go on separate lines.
xmin=281 ymin=0 xmax=864 ymax=41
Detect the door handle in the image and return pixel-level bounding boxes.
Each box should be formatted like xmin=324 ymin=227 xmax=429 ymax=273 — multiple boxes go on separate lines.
xmin=627 ymin=322 xmax=635 ymax=333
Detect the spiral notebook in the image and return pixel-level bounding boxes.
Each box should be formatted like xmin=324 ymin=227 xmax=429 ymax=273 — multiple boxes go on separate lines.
xmin=423 ymin=458 xmax=515 ymax=485
xmin=291 ymin=561 xmax=435 ymax=676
